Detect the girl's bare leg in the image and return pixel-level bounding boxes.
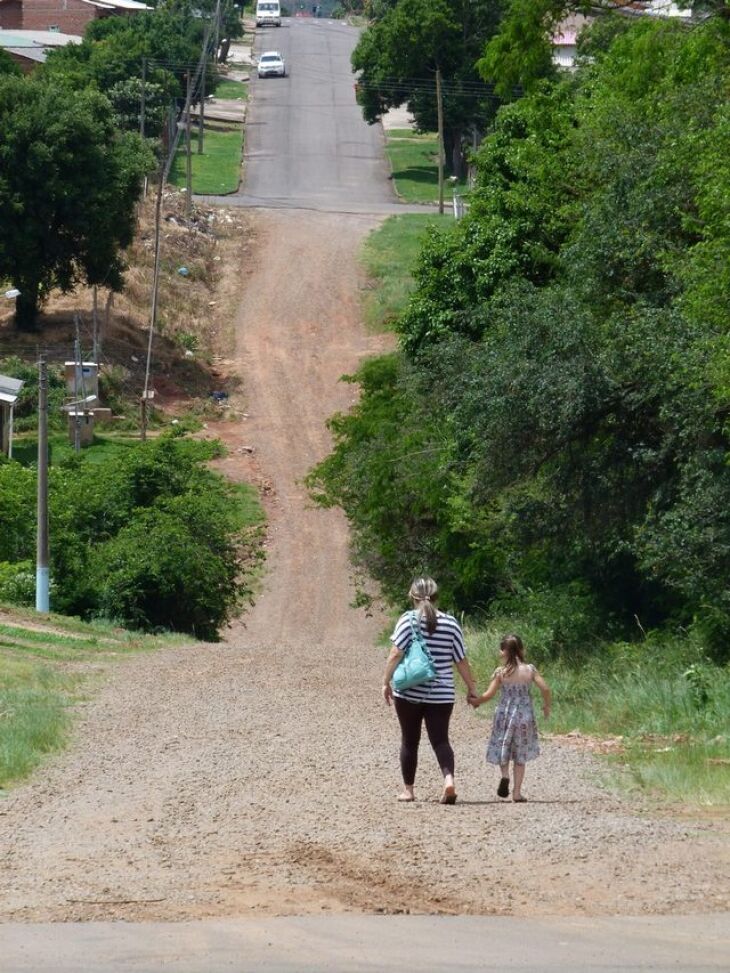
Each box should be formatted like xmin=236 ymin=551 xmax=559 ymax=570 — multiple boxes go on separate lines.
xmin=512 ymin=762 xmax=526 ymax=800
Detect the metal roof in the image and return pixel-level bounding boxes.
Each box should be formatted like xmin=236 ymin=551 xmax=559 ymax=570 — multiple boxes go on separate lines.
xmin=0 ymin=375 xmax=24 ymax=406
xmin=0 ymin=29 xmax=82 ymax=47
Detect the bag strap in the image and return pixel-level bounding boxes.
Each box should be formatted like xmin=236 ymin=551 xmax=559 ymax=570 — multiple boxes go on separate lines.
xmin=409 ymin=611 xmax=434 ymax=662
xmin=409 ymin=610 xmax=436 ymax=697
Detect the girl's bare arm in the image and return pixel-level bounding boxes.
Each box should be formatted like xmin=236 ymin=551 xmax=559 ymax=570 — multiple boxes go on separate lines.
xmin=475 ymin=675 xmax=501 ymax=706
xmin=533 ymin=670 xmax=552 ymax=717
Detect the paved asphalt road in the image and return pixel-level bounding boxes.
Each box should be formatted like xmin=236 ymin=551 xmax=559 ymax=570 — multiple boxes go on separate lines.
xmin=4 ymin=914 xmax=730 ymax=972
xmin=205 ymin=16 xmax=431 ymax=213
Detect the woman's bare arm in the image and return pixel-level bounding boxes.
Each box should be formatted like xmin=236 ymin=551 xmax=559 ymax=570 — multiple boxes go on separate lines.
xmin=382 ymin=645 xmax=403 ymax=705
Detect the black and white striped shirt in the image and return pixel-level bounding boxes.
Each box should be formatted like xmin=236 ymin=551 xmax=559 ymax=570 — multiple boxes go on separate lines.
xmin=390 ymin=610 xmax=466 ymax=704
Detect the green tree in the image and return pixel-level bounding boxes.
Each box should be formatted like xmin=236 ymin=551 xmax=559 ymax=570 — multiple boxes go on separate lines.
xmin=312 ymin=12 xmax=730 ymax=658
xmin=352 ymin=0 xmax=505 ymax=176
xmin=0 ymin=76 xmax=152 ymax=330
xmin=0 ymin=49 xmax=22 ymax=78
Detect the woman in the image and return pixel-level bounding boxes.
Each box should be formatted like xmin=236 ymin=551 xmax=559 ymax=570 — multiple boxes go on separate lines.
xmin=382 ymin=577 xmax=478 ymax=804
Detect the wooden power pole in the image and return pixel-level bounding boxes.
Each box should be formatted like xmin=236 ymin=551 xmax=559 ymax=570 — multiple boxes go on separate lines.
xmin=436 ymin=67 xmax=445 ymax=216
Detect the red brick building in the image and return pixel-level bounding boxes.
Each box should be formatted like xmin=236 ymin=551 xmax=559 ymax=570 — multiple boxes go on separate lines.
xmin=0 ymin=0 xmax=150 ymax=38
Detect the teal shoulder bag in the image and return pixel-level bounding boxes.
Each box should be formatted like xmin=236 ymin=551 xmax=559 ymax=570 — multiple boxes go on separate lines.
xmin=392 ymin=611 xmax=436 ymax=692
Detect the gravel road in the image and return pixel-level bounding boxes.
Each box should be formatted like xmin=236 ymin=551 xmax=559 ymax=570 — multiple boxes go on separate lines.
xmin=0 ymin=209 xmax=728 ymax=923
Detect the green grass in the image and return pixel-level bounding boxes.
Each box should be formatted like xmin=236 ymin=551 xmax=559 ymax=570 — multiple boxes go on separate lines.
xmin=169 ymin=125 xmax=244 ymax=195
xmin=385 ymin=129 xmax=468 ymax=205
xmin=214 ymin=79 xmax=248 ymax=101
xmin=11 ymin=432 xmax=145 ymax=468
xmin=466 ymin=621 xmax=730 ymax=807
xmin=0 ymin=609 xmax=184 ymax=789
xmin=360 ymin=214 xmax=451 ymax=331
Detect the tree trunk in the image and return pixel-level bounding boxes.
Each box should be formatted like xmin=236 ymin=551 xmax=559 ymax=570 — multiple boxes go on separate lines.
xmin=14 ymin=283 xmax=40 ymax=332
xmin=443 ymin=128 xmax=467 ymax=180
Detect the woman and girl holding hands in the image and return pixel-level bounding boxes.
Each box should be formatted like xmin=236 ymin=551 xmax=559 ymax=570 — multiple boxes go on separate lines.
xmin=382 ymin=577 xmax=552 ymax=804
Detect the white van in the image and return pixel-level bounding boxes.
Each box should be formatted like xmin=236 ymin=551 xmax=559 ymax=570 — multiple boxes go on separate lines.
xmin=256 ymin=0 xmax=282 ymax=27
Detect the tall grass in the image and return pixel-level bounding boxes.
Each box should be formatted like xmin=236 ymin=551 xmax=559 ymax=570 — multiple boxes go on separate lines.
xmin=360 ymin=214 xmax=450 ymax=331
xmin=0 ymin=613 xmax=185 ymax=789
xmin=466 ymin=621 xmax=730 ymax=806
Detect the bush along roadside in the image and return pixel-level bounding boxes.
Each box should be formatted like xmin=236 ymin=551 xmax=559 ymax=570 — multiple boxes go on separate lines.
xmin=0 ymin=430 xmax=264 ymax=640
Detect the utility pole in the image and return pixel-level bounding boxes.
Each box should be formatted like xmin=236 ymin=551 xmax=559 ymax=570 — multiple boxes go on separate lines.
xmin=141 ymin=57 xmax=148 ymax=198
xmin=92 ymin=285 xmax=99 ymax=363
xmin=185 ymin=70 xmax=193 ymax=215
xmin=141 ymin=162 xmax=165 ymax=442
xmin=436 ymin=66 xmax=445 ymax=216
xmin=140 ymin=57 xmax=147 ymax=139
xmin=73 ymin=317 xmax=82 ymax=453
xmin=36 ymin=356 xmax=49 ymax=613
xmin=199 ymin=8 xmax=217 ymax=154
xmin=198 ymin=61 xmax=206 ymax=155
xmin=213 ymin=0 xmax=222 ymax=65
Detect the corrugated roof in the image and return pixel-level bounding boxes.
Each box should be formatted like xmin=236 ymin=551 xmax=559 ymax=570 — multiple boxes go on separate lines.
xmin=0 ymin=29 xmax=82 ymax=47
xmin=5 ymin=47 xmax=47 ymax=61
xmin=80 ymin=0 xmax=151 ymax=9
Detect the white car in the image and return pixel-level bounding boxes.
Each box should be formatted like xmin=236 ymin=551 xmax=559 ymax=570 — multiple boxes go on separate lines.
xmin=257 ymin=51 xmax=286 ymax=78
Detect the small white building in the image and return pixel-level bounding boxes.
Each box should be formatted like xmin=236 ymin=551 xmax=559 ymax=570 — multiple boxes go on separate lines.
xmin=0 ymin=374 xmax=24 ymax=459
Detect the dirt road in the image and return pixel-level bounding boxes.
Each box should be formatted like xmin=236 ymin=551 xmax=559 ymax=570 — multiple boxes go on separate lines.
xmin=0 ymin=210 xmax=728 ymax=923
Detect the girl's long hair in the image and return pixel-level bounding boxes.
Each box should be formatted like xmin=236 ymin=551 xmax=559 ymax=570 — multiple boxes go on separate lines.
xmin=500 ymin=634 xmax=525 ymax=675
xmin=409 ymin=576 xmax=438 ymax=634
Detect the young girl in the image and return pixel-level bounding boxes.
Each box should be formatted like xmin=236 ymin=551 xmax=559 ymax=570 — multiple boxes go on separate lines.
xmin=468 ymin=634 xmax=551 ymax=802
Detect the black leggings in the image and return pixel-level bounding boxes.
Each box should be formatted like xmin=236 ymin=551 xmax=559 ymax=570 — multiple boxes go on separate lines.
xmin=394 ymin=697 xmax=455 ymax=786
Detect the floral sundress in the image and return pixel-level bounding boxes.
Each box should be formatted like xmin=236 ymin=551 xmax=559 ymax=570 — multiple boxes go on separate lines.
xmin=486 ymin=663 xmax=540 ymax=765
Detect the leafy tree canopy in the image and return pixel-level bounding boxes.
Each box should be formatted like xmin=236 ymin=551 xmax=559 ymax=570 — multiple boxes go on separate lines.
xmin=352 ymin=0 xmax=505 ymax=175
xmin=0 ymin=76 xmax=153 ymax=330
xmin=312 ymin=13 xmax=730 ymax=659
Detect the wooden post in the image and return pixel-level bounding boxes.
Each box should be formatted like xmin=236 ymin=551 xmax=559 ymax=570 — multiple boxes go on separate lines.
xmin=140 ymin=56 xmax=146 ymax=139
xmin=185 ymin=71 xmax=193 ymax=215
xmin=141 ymin=57 xmax=148 ymax=198
xmin=436 ymin=66 xmax=445 ymax=216
xmin=92 ymin=285 xmax=99 ymax=363
xmin=198 ymin=63 xmax=206 ymax=155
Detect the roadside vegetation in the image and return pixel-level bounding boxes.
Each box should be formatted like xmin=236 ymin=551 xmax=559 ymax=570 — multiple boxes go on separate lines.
xmin=0 ymin=432 xmax=263 ymax=639
xmin=384 ymin=130 xmax=467 ymax=205
xmin=214 ymin=79 xmax=249 ymax=101
xmin=0 ymin=607 xmax=186 ymax=789
xmin=314 ymin=10 xmax=730 ymax=805
xmin=170 ymin=125 xmax=244 ymax=195
xmin=360 ymin=213 xmax=449 ymax=330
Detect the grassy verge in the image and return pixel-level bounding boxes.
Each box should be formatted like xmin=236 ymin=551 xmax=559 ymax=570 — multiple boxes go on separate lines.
xmin=360 ymin=214 xmax=451 ymax=331
xmin=11 ymin=432 xmax=145 ymax=468
xmin=0 ymin=609 xmax=184 ymax=789
xmin=466 ymin=621 xmax=730 ymax=807
xmin=214 ymin=79 xmax=248 ymax=101
xmin=169 ymin=125 xmax=243 ymax=195
xmin=384 ymin=129 xmax=467 ymax=205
